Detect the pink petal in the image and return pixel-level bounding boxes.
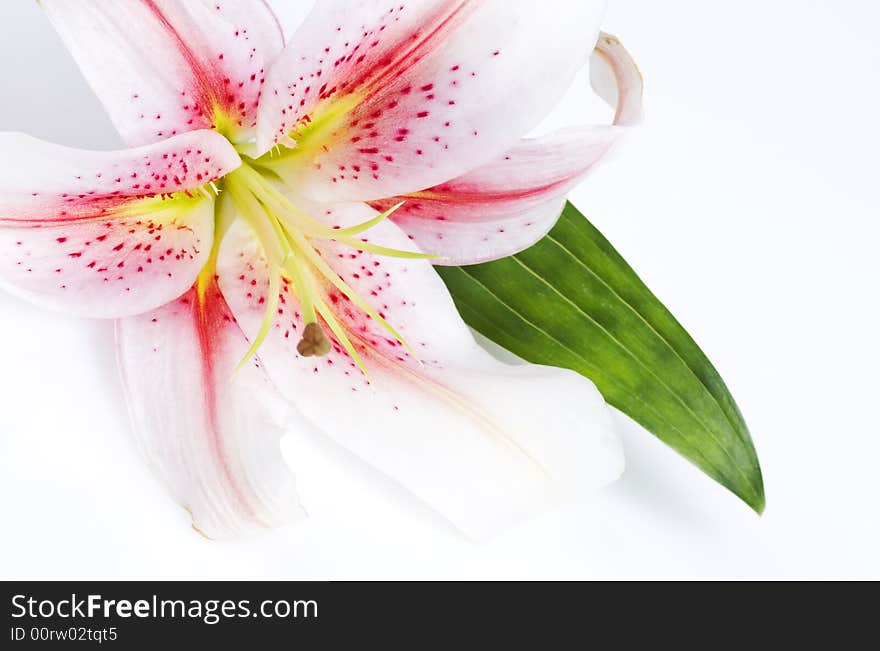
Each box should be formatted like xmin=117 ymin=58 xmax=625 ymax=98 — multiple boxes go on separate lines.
xmin=371 ymin=127 xmax=619 ymax=265
xmin=216 ymin=205 xmax=622 ymax=539
xmin=0 ymin=130 xmax=240 ymax=318
xmin=256 ymin=0 xmax=605 ymax=201
xmin=41 ymin=0 xmax=284 ymax=146
xmin=116 ymin=279 xmax=304 ymax=539
xmin=370 ymin=32 xmax=644 ymax=265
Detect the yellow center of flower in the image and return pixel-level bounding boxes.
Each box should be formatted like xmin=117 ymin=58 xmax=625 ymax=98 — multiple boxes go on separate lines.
xmin=220 ymin=160 xmax=427 ymax=376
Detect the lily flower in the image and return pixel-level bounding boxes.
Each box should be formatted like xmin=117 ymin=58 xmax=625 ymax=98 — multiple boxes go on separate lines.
xmin=1 ymin=0 xmax=642 ymax=539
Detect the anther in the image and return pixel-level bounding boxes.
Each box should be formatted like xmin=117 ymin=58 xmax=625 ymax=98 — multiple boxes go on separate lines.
xmin=296 ymin=322 xmax=332 ymax=357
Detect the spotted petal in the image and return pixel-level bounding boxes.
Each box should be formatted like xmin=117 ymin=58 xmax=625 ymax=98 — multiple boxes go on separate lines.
xmin=41 ymin=0 xmax=285 ymax=146
xmin=256 ymin=0 xmax=606 ymax=202
xmin=370 ymin=127 xmax=618 ymax=264
xmin=116 ymin=270 xmax=304 ymax=539
xmin=0 ymin=130 xmax=240 ymax=318
xmin=216 ymin=204 xmax=622 ymax=539
xmin=370 ymin=32 xmax=644 ymax=265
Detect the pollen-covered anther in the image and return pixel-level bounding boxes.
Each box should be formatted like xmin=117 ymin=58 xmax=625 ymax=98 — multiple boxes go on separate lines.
xmin=297 ymin=322 xmax=332 ymax=357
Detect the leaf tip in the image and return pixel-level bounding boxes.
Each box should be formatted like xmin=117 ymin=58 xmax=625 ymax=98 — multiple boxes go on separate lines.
xmin=750 ymin=485 xmax=766 ymax=516
xmin=739 ymin=468 xmax=766 ymax=515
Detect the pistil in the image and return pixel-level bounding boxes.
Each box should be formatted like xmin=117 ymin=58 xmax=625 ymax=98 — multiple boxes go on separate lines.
xmin=296 ymin=323 xmax=332 ymax=357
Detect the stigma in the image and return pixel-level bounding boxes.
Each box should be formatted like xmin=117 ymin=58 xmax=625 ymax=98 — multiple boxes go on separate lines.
xmin=296 ymin=322 xmax=332 ymax=357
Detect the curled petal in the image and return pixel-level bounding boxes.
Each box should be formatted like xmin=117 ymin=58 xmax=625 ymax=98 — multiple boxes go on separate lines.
xmin=0 ymin=130 xmax=239 ymax=318
xmin=217 ymin=205 xmax=622 ymax=539
xmin=371 ymin=33 xmax=644 ymax=264
xmin=41 ymin=0 xmax=285 ymax=145
xmin=116 ymin=275 xmax=304 ymax=539
xmin=256 ymin=0 xmax=606 ymax=201
xmin=590 ymin=31 xmax=644 ymax=127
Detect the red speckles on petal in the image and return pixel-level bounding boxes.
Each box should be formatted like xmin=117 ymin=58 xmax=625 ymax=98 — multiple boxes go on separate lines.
xmin=217 ymin=206 xmax=445 ymax=395
xmin=0 ymin=213 xmax=211 ymax=317
xmin=0 ymin=131 xmax=237 ymax=316
xmin=255 ymin=0 xmax=595 ymax=204
xmin=257 ymin=2 xmax=500 ymax=196
xmin=2 ymin=131 xmax=238 ymax=231
xmin=43 ymin=0 xmax=283 ymax=146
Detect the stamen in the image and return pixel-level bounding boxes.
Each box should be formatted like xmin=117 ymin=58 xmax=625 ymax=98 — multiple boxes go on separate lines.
xmin=223 ymin=162 xmax=421 ymax=376
xmin=316 ymin=302 xmax=369 ymax=378
xmin=280 ymin=250 xmax=317 ymax=325
xmin=332 ymin=237 xmax=441 ymax=260
xmin=234 ymin=268 xmax=280 ymax=373
xmin=253 ymin=188 xmax=431 ymax=260
xmin=283 ymin=225 xmax=418 ymax=359
xmin=236 ymin=165 xmax=334 ymax=238
xmin=335 ymin=202 xmax=405 ymax=236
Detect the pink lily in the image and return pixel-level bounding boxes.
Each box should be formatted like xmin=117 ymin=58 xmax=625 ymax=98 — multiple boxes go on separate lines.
xmin=1 ymin=0 xmax=642 ymax=539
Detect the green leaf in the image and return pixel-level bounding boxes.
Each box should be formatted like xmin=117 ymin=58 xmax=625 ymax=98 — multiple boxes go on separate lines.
xmin=436 ymin=202 xmax=765 ymax=513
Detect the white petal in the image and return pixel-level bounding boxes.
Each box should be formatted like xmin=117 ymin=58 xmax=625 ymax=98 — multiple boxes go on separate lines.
xmin=216 ymin=203 xmax=622 ymax=539
xmin=591 ymin=31 xmax=644 ymax=127
xmin=116 ymin=273 xmax=304 ymax=539
xmin=371 ymin=32 xmax=644 ymax=264
xmin=256 ymin=0 xmax=606 ymax=201
xmin=0 ymin=130 xmax=239 ymax=318
xmin=41 ymin=0 xmax=285 ymax=145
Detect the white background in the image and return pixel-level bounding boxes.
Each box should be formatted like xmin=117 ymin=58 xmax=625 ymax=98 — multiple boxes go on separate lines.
xmin=1 ymin=1 xmax=878 ymax=579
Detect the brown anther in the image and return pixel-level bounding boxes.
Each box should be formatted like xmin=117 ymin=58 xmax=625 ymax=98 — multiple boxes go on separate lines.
xmin=296 ymin=322 xmax=331 ymax=357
